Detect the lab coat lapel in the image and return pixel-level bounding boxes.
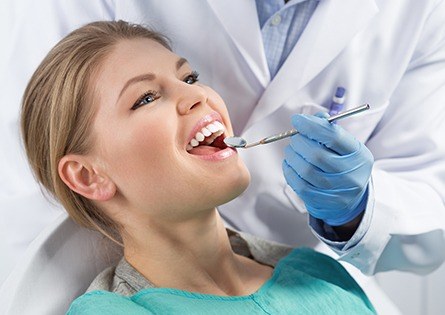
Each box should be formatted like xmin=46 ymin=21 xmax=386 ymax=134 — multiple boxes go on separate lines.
xmin=207 ymin=0 xmax=269 ymax=87
xmin=244 ymin=0 xmax=379 ymax=131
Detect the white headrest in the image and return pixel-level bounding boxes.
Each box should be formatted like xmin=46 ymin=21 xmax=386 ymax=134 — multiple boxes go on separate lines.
xmin=0 ymin=213 xmax=122 ymax=315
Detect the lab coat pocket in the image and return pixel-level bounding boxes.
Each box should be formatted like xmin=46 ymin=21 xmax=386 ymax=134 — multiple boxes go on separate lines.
xmin=340 ymin=100 xmax=390 ymax=143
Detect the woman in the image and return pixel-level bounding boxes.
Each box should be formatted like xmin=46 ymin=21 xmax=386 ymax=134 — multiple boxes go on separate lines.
xmin=21 ymin=21 xmax=375 ymax=314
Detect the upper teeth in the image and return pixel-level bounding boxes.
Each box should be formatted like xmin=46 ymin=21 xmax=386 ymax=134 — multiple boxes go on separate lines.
xmin=187 ymin=121 xmax=225 ymax=151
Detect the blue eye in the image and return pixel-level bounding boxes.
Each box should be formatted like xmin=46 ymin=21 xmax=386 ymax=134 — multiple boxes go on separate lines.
xmin=131 ymin=91 xmax=159 ymax=110
xmin=184 ymin=71 xmax=199 ymax=84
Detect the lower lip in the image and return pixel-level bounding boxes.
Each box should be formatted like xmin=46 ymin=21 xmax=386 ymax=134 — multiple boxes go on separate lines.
xmin=191 ymin=147 xmax=237 ymax=161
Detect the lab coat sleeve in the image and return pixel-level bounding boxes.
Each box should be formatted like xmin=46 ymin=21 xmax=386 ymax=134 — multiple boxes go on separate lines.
xmin=333 ymin=0 xmax=445 ymax=275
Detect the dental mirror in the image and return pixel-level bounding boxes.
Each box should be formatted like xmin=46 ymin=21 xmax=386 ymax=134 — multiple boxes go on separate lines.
xmin=223 ymin=136 xmax=247 ymax=148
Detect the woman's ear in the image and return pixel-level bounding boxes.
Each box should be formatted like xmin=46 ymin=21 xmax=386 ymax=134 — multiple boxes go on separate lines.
xmin=58 ymin=155 xmax=116 ymax=201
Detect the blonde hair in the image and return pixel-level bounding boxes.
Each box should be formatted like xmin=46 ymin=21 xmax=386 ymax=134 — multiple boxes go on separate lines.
xmin=21 ymin=21 xmax=170 ymax=245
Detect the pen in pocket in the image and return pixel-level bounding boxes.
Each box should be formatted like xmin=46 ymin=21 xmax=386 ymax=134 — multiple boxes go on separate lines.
xmin=329 ymin=87 xmax=346 ymax=119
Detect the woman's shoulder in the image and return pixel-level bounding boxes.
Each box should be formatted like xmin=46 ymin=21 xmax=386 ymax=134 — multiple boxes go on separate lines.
xmin=85 ymin=266 xmax=116 ymax=292
xmin=280 ymin=247 xmax=359 ymax=285
xmin=226 ymin=229 xmax=356 ymax=277
xmin=233 ymin=229 xmax=347 ymax=276
xmin=86 ymin=257 xmax=155 ymax=296
xmin=67 ymin=290 xmax=151 ymax=315
xmin=69 ymin=258 xmax=156 ymax=314
xmin=229 ymin=229 xmax=294 ymax=266
xmin=276 ymin=247 xmax=375 ymax=311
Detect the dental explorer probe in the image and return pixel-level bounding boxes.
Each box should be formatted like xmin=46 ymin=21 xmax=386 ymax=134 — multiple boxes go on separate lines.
xmin=224 ymin=104 xmax=370 ymax=149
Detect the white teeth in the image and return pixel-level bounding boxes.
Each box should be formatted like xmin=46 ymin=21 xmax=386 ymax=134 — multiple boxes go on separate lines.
xmin=207 ymin=123 xmax=219 ymax=133
xmin=201 ymin=127 xmax=211 ymax=137
xmin=195 ymin=132 xmax=205 ymax=142
xmin=187 ymin=120 xmax=226 ymax=151
xmin=205 ymin=134 xmax=218 ymax=144
xmin=214 ymin=121 xmax=225 ymax=130
xmin=190 ymin=138 xmax=199 ymax=147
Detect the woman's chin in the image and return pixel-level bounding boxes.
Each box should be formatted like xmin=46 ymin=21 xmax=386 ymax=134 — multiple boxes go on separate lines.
xmin=217 ymin=167 xmax=251 ymax=205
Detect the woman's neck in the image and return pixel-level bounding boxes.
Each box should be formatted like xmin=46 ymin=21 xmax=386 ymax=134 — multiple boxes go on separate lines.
xmin=122 ymin=209 xmax=269 ymax=296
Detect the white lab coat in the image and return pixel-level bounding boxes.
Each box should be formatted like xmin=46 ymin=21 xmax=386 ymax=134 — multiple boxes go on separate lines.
xmin=1 ymin=0 xmax=445 ymax=313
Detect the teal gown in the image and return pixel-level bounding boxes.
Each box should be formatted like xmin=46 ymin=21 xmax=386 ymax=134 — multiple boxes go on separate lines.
xmin=67 ymin=248 xmax=376 ymax=314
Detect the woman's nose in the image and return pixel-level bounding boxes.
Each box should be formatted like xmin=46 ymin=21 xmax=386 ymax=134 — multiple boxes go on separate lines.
xmin=176 ymin=85 xmax=208 ymax=115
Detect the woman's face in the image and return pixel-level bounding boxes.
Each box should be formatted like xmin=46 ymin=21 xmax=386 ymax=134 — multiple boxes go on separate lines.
xmin=90 ymin=38 xmax=250 ymax=221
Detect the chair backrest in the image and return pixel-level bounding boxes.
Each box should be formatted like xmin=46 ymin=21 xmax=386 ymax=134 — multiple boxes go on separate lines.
xmin=0 ymin=212 xmax=122 ymax=315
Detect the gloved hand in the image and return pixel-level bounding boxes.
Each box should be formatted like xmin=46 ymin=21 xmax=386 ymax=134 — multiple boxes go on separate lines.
xmin=282 ymin=112 xmax=374 ymax=226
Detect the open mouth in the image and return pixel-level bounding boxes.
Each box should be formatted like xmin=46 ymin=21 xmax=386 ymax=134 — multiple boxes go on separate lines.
xmin=186 ymin=121 xmax=229 ymax=156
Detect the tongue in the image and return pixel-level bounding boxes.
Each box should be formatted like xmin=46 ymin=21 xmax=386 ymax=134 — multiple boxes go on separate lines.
xmin=189 ymin=145 xmax=221 ymax=155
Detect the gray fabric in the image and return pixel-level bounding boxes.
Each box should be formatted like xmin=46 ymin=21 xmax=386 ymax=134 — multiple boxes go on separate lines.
xmin=87 ymin=229 xmax=293 ymax=296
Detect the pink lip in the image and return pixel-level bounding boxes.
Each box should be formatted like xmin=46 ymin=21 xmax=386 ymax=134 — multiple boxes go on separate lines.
xmin=191 ymin=147 xmax=237 ymax=161
xmin=187 ymin=111 xmax=224 ymax=145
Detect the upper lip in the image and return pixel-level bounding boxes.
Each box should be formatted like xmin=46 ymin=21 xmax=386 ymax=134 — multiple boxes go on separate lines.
xmin=186 ymin=111 xmax=225 ymax=146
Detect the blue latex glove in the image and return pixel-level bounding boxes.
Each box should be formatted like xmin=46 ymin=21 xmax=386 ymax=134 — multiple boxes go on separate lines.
xmin=282 ymin=112 xmax=374 ymax=226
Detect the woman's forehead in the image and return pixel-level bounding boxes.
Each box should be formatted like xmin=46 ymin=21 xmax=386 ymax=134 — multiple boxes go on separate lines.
xmin=109 ymin=38 xmax=179 ymax=69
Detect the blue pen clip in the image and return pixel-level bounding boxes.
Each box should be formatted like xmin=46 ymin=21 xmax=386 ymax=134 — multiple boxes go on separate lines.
xmin=329 ymin=87 xmax=346 ymax=118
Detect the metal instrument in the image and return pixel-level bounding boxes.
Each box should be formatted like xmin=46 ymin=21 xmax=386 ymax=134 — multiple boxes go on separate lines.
xmin=224 ymin=104 xmax=370 ymax=149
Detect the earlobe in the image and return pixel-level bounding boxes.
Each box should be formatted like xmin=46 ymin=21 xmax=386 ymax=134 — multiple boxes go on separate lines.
xmin=58 ymin=155 xmax=116 ymax=201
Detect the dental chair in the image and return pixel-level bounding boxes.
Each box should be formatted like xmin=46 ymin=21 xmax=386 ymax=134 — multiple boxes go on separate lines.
xmin=0 ymin=212 xmax=122 ymax=315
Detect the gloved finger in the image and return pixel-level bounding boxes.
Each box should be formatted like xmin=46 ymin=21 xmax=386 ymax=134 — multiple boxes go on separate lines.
xmin=291 ymin=113 xmax=359 ymax=155
xmin=284 ymin=145 xmax=341 ymax=189
xmin=306 ymin=184 xmax=369 ymax=225
xmin=289 ymin=133 xmax=346 ymax=173
xmin=290 ymin=135 xmax=374 ymax=186
xmin=283 ymin=159 xmax=366 ymax=220
xmin=303 ymin=186 xmax=363 ymax=215
xmin=283 ymin=159 xmax=346 ymax=208
xmin=282 ymin=160 xmax=314 ymax=195
xmin=315 ymin=111 xmax=330 ymax=119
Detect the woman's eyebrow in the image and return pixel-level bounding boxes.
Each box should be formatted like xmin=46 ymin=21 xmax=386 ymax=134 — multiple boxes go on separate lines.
xmin=176 ymin=57 xmax=188 ymax=70
xmin=117 ymin=57 xmax=189 ymax=103
xmin=118 ymin=73 xmax=155 ymax=101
